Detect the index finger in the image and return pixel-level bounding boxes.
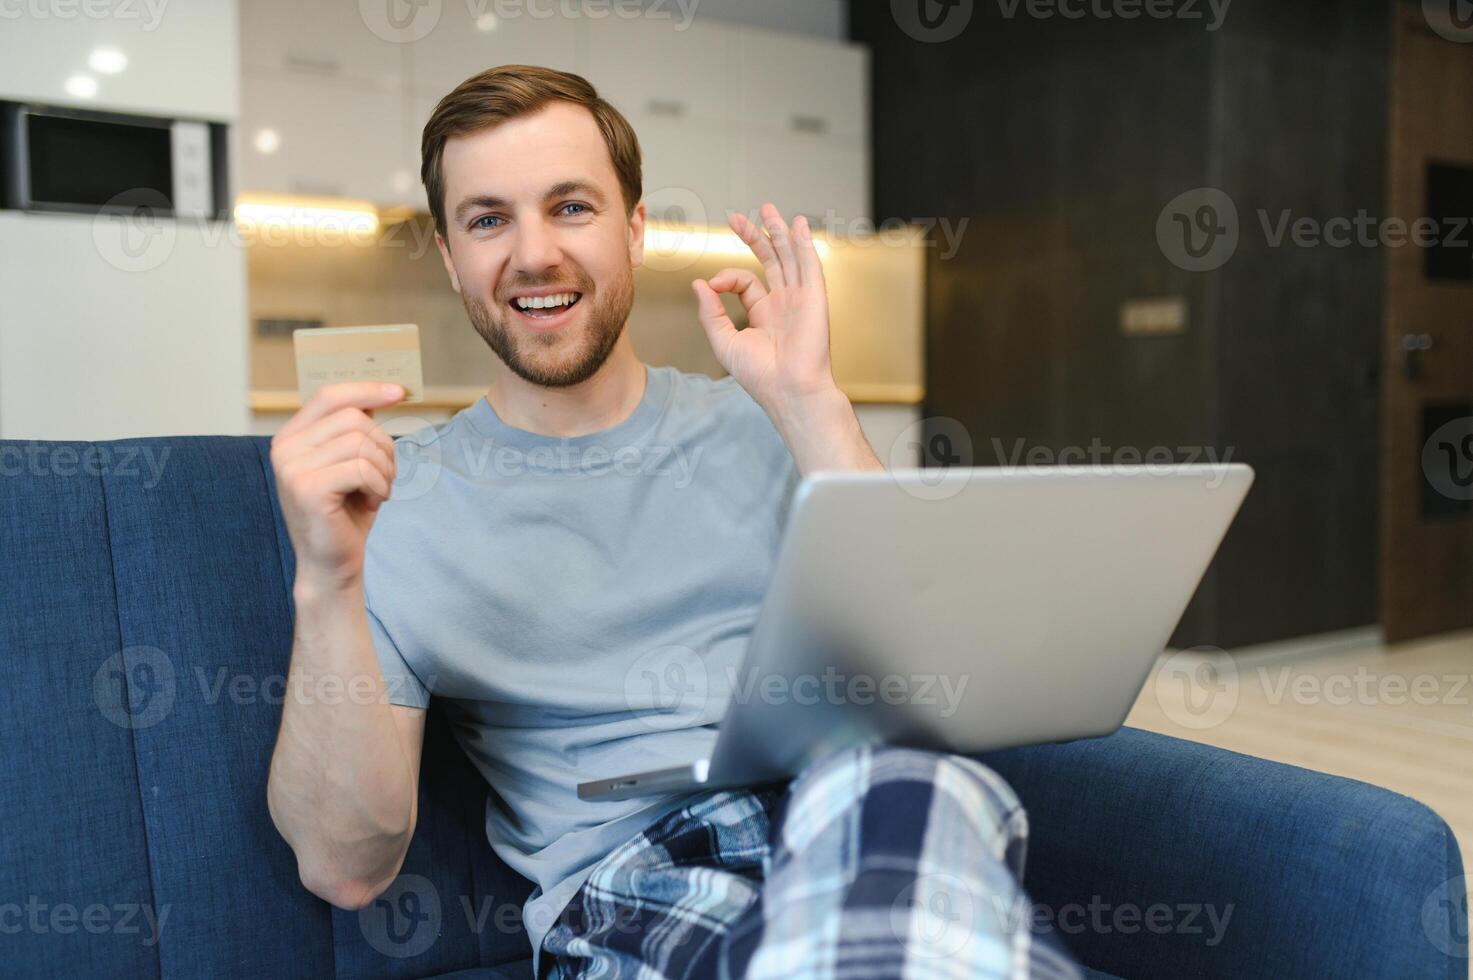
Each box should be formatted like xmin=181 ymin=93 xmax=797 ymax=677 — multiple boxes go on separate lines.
xmin=278 ymin=381 xmax=406 ymax=441
xmin=706 ymin=267 xmax=769 ymax=312
xmin=729 ymin=210 xmax=786 ymax=290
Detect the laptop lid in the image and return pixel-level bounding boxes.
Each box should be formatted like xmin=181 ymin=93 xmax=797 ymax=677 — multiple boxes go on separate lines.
xmin=704 ymin=464 xmax=1254 ymax=785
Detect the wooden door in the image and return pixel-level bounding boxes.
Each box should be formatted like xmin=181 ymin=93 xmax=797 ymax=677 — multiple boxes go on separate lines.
xmin=1380 ymin=1 xmax=1473 ymax=643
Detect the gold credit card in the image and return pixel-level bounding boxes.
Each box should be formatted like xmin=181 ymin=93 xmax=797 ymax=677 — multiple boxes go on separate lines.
xmin=293 ymin=324 xmax=424 ymax=404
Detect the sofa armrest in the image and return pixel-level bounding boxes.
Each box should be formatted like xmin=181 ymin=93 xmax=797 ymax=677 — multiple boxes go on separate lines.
xmin=976 ymin=726 xmax=1466 ymax=979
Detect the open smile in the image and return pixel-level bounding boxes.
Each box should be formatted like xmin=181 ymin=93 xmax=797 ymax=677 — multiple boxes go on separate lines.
xmin=507 ymin=291 xmax=583 ymax=331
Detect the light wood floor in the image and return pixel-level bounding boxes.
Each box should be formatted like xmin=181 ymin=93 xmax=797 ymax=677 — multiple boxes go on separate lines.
xmin=1127 ymin=627 xmax=1473 ymax=859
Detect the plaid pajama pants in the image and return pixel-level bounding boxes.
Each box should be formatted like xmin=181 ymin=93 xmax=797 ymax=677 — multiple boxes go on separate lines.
xmin=541 ymin=744 xmax=1082 ymax=979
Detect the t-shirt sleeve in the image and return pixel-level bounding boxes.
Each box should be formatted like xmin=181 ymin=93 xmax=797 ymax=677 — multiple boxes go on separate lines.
xmin=364 ymin=597 xmax=431 ymax=709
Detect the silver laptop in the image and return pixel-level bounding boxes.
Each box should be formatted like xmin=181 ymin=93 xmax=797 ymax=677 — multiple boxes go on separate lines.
xmin=577 ymin=464 xmax=1253 ymax=802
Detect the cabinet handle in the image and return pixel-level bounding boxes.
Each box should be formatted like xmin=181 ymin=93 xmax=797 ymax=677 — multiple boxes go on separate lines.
xmin=646 ymin=98 xmax=687 ymax=118
xmin=1399 ymin=332 xmax=1434 ymax=380
xmin=790 ymin=114 xmax=829 ymax=135
xmin=284 ymin=54 xmax=341 ymax=76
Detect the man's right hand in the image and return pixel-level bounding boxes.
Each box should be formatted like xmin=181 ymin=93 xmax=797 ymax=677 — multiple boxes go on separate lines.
xmin=270 ymin=382 xmax=407 ymax=591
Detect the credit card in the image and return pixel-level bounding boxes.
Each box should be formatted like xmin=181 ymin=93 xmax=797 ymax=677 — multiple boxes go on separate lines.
xmin=293 ymin=323 xmax=424 ymax=403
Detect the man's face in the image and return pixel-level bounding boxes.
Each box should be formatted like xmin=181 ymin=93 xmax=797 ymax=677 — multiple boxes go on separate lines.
xmin=434 ymin=101 xmax=645 ymax=388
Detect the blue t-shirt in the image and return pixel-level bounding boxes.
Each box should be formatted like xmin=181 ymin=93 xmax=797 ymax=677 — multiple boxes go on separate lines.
xmin=363 ymin=363 xmax=800 ymax=972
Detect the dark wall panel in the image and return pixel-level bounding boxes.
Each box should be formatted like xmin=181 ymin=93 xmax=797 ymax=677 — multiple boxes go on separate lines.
xmin=852 ymin=0 xmax=1389 ymax=647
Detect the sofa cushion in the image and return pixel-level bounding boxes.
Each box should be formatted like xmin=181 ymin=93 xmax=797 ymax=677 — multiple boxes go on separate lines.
xmin=980 ymin=727 xmax=1464 ymax=979
xmin=1 ymin=436 xmax=535 ymax=978
xmin=0 ymin=440 xmax=160 ymax=977
xmin=85 ymin=436 xmax=338 ymax=976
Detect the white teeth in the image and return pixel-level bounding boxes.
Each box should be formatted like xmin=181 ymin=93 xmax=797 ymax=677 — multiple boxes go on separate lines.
xmin=515 ymin=292 xmax=579 ymax=311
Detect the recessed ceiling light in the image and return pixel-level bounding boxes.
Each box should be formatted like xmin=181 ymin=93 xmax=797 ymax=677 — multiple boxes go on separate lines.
xmin=64 ymin=75 xmax=98 ymax=99
xmin=88 ymin=48 xmax=127 ymax=74
xmin=253 ymin=128 xmax=281 ymax=155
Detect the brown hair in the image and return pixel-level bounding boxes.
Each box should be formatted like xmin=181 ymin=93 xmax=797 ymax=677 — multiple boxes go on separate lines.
xmin=420 ymin=64 xmax=643 ymax=240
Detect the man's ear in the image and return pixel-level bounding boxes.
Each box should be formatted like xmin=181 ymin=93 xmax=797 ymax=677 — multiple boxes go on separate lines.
xmin=435 ymin=229 xmax=461 ymax=294
xmin=628 ymin=200 xmax=646 ymax=269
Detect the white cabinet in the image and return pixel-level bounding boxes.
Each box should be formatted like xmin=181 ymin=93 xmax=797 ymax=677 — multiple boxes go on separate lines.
xmin=581 ymin=18 xmax=870 ymax=227
xmin=406 ymin=7 xmax=581 ymax=98
xmin=631 ymin=114 xmax=736 ymax=226
xmin=240 ymin=0 xmax=406 ymax=91
xmin=584 ymin=17 xmax=739 ymax=223
xmin=237 ymin=13 xmax=870 ymax=226
xmin=738 ymin=128 xmax=869 ymax=228
xmin=584 ymin=17 xmax=735 ymax=125
xmin=239 ymin=0 xmax=415 ymax=206
xmin=240 ymin=75 xmax=416 ymax=206
xmin=735 ymin=28 xmax=868 ymax=142
xmin=0 ymin=0 xmax=236 ymax=120
xmin=0 ymin=211 xmax=249 ymax=439
xmin=734 ymin=27 xmax=869 ymax=225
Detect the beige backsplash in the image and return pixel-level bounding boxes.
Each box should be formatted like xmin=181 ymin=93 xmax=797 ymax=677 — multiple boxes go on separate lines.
xmin=248 ymin=215 xmax=923 ymax=400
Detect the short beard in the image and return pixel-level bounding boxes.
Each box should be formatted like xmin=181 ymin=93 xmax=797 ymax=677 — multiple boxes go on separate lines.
xmin=464 ymin=264 xmax=634 ymax=388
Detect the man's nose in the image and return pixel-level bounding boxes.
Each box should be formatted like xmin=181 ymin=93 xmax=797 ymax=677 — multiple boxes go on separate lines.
xmin=509 ymin=218 xmax=563 ymax=274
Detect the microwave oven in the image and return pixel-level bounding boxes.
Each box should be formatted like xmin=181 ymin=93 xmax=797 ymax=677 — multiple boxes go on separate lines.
xmin=0 ymin=101 xmax=227 ymax=220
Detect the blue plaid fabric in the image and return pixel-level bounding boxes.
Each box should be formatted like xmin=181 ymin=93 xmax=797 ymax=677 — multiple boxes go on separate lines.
xmin=541 ymin=744 xmax=1082 ymax=979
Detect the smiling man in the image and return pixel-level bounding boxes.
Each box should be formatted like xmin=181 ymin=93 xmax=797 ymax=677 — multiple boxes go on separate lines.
xmin=265 ymin=65 xmax=1078 ymax=979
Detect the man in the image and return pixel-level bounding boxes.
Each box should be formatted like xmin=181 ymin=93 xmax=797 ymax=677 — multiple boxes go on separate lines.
xmin=266 ymin=65 xmax=1078 ymax=979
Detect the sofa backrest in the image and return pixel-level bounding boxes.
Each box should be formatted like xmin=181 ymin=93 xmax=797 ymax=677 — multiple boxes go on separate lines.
xmin=0 ymin=436 xmax=533 ymax=978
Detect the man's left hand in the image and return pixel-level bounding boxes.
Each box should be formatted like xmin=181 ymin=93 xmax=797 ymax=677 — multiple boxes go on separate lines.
xmin=691 ymin=203 xmax=835 ymax=414
xmin=691 ymin=203 xmax=882 ymax=475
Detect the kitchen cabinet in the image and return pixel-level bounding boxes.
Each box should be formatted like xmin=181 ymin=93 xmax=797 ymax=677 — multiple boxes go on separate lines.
xmin=626 ymin=113 xmax=736 ymax=225
xmin=738 ymin=128 xmax=869 ymax=228
xmin=240 ymin=75 xmax=416 ymax=206
xmin=584 ymin=17 xmax=739 ymax=222
xmin=0 ymin=0 xmax=236 ymax=120
xmin=734 ymin=27 xmax=869 ymax=225
xmin=406 ymin=6 xmax=581 ymax=98
xmin=736 ymin=28 xmax=868 ymax=142
xmin=240 ymin=0 xmax=406 ymax=91
xmin=237 ymin=13 xmax=869 ymax=226
xmin=584 ymin=17 xmax=735 ymax=126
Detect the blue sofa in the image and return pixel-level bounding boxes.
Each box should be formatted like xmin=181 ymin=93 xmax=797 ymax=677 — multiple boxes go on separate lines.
xmin=1 ymin=434 xmax=1466 ymax=979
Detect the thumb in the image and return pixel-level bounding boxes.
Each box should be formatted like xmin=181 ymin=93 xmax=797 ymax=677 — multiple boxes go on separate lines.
xmin=691 ymin=279 xmax=739 ymax=352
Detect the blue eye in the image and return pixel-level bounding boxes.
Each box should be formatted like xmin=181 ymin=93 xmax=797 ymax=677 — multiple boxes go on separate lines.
xmin=472 ymin=215 xmax=501 ymax=230
xmin=560 ymin=203 xmax=589 ymax=216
